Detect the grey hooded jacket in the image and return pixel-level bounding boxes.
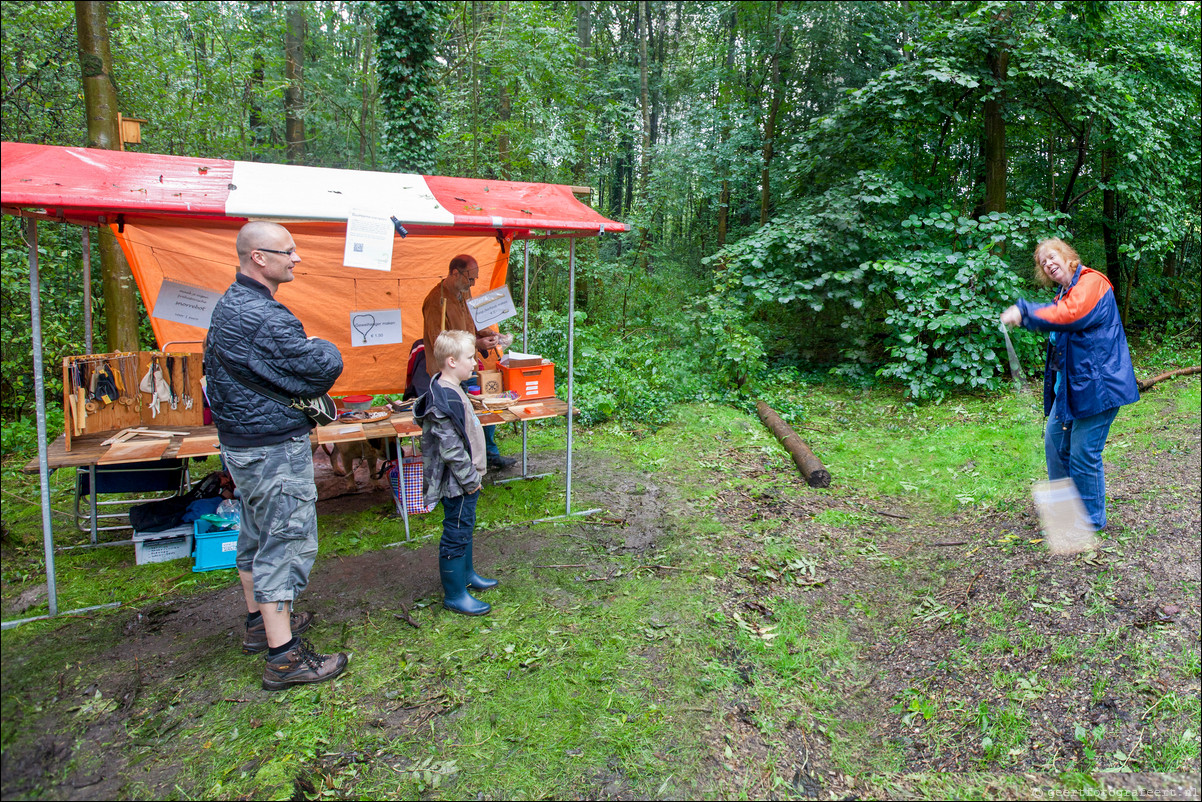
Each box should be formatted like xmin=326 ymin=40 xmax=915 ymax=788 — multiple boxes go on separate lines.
xmin=413 ymin=372 xmax=482 ymax=506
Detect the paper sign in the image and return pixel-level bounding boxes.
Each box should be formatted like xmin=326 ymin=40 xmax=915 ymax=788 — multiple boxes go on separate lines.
xmin=467 ymin=285 xmax=517 ymax=330
xmin=152 ymin=279 xmax=222 ymax=329
xmin=343 ymin=209 xmax=395 ymax=271
xmin=349 ymin=309 xmax=404 ymax=347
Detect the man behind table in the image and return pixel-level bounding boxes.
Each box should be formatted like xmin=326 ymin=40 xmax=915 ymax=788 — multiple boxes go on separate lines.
xmin=419 ymin=254 xmax=516 ymax=471
xmin=204 ymin=221 xmax=349 ymax=691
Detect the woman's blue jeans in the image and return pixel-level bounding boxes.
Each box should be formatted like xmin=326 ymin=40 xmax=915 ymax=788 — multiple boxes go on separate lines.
xmin=439 ymin=490 xmax=479 ymax=560
xmin=1044 ymin=406 xmax=1119 ymax=530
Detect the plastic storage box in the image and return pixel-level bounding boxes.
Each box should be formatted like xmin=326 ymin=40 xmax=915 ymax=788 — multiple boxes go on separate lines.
xmin=133 ymin=524 xmax=193 ymax=565
xmin=193 ymin=518 xmax=239 ymax=572
xmin=500 ymin=361 xmax=555 ymax=401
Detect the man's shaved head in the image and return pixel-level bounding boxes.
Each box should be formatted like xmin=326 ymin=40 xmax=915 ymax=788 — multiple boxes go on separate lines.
xmin=236 ymin=221 xmax=291 ymax=263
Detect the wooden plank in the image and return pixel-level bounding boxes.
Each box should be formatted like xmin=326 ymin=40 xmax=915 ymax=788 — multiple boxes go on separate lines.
xmin=314 ymin=422 xmax=365 ymax=444
xmin=175 ymin=435 xmax=223 ymax=458
xmin=97 ymin=439 xmax=170 ymax=464
xmin=476 ymin=412 xmax=507 ymax=426
xmin=392 ymin=418 xmax=421 ymax=437
xmin=507 ymin=402 xmax=561 ymax=421
xmin=361 ymin=420 xmax=397 ymax=439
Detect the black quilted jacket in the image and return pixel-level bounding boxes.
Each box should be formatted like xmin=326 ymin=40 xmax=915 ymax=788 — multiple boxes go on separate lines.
xmin=204 ymin=274 xmax=343 ymax=447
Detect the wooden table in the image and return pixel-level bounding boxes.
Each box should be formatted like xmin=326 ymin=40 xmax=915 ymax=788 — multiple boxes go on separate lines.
xmin=24 ymin=397 xmax=575 ymax=473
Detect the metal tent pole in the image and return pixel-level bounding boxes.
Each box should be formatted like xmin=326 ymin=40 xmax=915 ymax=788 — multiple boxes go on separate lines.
xmin=82 ymin=227 xmax=93 ymax=354
xmin=2 ymin=219 xmax=123 ymax=631
xmin=522 ymin=239 xmax=529 ymax=476
xmin=566 ymin=237 xmax=575 ymax=516
xmin=28 ymin=218 xmax=59 ymax=617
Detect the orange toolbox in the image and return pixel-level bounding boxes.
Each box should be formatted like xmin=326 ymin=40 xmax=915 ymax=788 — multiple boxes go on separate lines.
xmin=499 ymin=360 xmax=556 ymax=400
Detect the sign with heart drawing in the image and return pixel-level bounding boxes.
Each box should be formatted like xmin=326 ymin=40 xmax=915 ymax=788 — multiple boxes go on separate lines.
xmin=348 ymin=309 xmax=404 ymax=347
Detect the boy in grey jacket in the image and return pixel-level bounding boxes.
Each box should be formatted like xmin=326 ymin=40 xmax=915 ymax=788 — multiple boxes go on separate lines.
xmin=412 ymin=330 xmax=497 ymax=615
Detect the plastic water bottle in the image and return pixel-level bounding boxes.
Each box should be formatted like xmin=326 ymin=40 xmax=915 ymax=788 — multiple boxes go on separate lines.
xmin=216 ymin=498 xmax=241 ymax=527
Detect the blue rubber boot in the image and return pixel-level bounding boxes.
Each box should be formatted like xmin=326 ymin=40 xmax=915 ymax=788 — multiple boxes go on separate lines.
xmin=439 ymin=555 xmax=491 ymax=616
xmin=466 ymin=541 xmax=498 ymax=591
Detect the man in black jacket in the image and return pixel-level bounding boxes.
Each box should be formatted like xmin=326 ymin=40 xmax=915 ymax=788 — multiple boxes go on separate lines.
xmin=205 ymin=221 xmax=348 ymax=691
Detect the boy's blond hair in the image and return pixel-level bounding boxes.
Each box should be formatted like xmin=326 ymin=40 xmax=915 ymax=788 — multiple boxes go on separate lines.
xmin=432 ymin=330 xmax=476 ymax=370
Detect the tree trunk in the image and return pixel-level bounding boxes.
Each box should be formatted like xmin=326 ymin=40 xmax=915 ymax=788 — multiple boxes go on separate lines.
xmin=983 ymin=47 xmax=1008 ymax=214
xmin=638 ymin=0 xmax=651 ymax=190
xmin=716 ymin=7 xmax=737 ymax=249
xmin=760 ymin=0 xmax=783 ymax=226
xmin=75 ymin=0 xmax=139 ymax=353
xmin=284 ymin=1 xmax=306 ymax=165
xmin=573 ymin=1 xmax=592 ymax=182
xmin=357 ymin=9 xmax=374 ymax=168
xmin=1101 ymin=146 xmax=1123 ymax=320
xmin=756 ymin=401 xmax=831 ymax=488
xmin=497 ymin=84 xmax=511 ymax=178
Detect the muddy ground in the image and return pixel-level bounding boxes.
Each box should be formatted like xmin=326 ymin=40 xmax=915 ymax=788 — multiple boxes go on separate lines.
xmin=2 ymin=401 xmax=1200 ymax=800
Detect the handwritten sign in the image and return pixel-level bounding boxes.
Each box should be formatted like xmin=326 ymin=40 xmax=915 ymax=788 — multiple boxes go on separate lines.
xmin=467 ymin=285 xmax=517 ymax=330
xmin=349 ymin=309 xmax=404 ymax=347
xmin=342 ymin=209 xmax=395 ymax=271
xmin=152 ymin=279 xmax=221 ymax=329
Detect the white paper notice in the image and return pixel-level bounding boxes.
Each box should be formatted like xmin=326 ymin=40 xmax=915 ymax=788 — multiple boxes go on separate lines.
xmin=466 ymin=285 xmax=518 ymax=330
xmin=349 ymin=309 xmax=404 ymax=347
xmin=343 ymin=209 xmax=395 ymax=271
xmin=152 ymin=279 xmax=222 ymax=329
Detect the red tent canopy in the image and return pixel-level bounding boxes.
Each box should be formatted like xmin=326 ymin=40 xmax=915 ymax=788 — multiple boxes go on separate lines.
xmin=1 ymin=142 xmax=625 ymax=395
xmin=0 ymin=141 xmax=624 ymax=236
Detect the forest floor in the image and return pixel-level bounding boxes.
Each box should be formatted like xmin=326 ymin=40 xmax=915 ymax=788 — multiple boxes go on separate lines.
xmin=1 ymin=377 xmax=1199 ymax=801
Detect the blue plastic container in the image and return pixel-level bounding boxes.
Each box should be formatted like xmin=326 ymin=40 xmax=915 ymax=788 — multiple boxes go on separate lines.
xmin=193 ymin=518 xmax=239 ymax=572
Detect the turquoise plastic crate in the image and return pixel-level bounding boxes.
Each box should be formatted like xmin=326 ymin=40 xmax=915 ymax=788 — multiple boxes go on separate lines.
xmin=193 ymin=518 xmax=239 ymax=572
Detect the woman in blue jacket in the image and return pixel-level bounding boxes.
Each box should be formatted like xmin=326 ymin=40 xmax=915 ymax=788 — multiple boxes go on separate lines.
xmin=1000 ymin=238 xmax=1139 ymax=531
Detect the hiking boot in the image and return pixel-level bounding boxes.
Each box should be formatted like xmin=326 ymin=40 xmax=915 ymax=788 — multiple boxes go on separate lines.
xmin=261 ymin=638 xmax=349 ymax=691
xmin=487 ymin=454 xmax=517 ymax=471
xmin=242 ymin=611 xmax=315 ymax=654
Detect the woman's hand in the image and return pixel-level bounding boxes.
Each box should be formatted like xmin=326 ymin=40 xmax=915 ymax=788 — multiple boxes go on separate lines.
xmin=1000 ymin=305 xmax=1021 ymax=327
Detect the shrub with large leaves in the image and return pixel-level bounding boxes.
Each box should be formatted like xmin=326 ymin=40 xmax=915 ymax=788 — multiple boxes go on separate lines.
xmin=706 ymin=173 xmax=1067 ymax=399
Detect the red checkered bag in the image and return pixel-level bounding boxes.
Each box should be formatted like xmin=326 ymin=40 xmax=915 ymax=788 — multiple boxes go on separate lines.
xmin=385 ymin=456 xmax=436 ymax=516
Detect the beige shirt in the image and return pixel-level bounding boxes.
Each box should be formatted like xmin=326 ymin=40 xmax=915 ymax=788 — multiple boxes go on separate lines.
xmin=438 ymin=375 xmax=487 ymax=476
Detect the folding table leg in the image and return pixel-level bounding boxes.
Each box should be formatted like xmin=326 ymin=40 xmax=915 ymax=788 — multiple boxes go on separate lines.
xmin=394 ymin=435 xmax=410 ymax=540
xmin=88 ymin=465 xmax=99 ymax=545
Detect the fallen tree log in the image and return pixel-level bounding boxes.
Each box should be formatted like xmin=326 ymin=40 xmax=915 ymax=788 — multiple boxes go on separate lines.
xmin=755 ymin=401 xmax=831 ymax=488
xmin=1137 ymin=366 xmax=1200 ymax=392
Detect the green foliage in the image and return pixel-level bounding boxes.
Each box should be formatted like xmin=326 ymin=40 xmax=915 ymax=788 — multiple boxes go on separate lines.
xmin=522 ymin=308 xmax=715 ymax=426
xmin=377 ymin=0 xmax=440 ymax=174
xmin=707 ymin=172 xmax=1065 ymax=399
xmin=1 ymin=218 xmax=88 ymax=420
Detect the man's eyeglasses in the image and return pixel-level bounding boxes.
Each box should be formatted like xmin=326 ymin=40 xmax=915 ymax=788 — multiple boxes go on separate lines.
xmin=256 ymin=247 xmax=296 ymax=257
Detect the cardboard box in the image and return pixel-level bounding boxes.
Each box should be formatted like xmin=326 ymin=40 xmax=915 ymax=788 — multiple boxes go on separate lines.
xmin=478 ymin=370 xmax=503 ymax=396
xmin=502 ymin=351 xmax=543 ymax=368
xmin=500 ymin=361 xmax=555 ymax=400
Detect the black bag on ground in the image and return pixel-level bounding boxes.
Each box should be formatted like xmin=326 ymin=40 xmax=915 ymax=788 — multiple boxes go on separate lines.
xmin=129 ymin=471 xmax=230 ymax=533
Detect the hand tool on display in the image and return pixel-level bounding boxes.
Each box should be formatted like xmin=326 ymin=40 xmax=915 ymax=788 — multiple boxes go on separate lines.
xmin=74 ymin=362 xmax=88 ymax=430
xmin=84 ymin=361 xmax=100 ymax=413
xmin=139 ymin=360 xmax=163 ymax=418
xmin=181 ymin=355 xmax=194 ymax=410
xmin=94 ymin=361 xmax=118 ymax=405
xmin=118 ymin=354 xmax=135 ymax=406
xmin=67 ymin=363 xmax=82 ymax=436
xmin=110 ymin=356 xmax=126 ymax=401
xmin=165 ymin=355 xmax=179 ymax=410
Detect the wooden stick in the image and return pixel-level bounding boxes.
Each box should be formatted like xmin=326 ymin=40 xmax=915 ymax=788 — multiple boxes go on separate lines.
xmin=1137 ymin=365 xmax=1200 ymax=391
xmin=755 ymin=400 xmax=831 ymax=488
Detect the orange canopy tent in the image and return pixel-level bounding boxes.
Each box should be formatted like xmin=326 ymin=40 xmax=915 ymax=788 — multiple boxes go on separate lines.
xmin=2 ymin=141 xmax=624 ymax=624
xmin=1 ymin=142 xmax=626 ymax=395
